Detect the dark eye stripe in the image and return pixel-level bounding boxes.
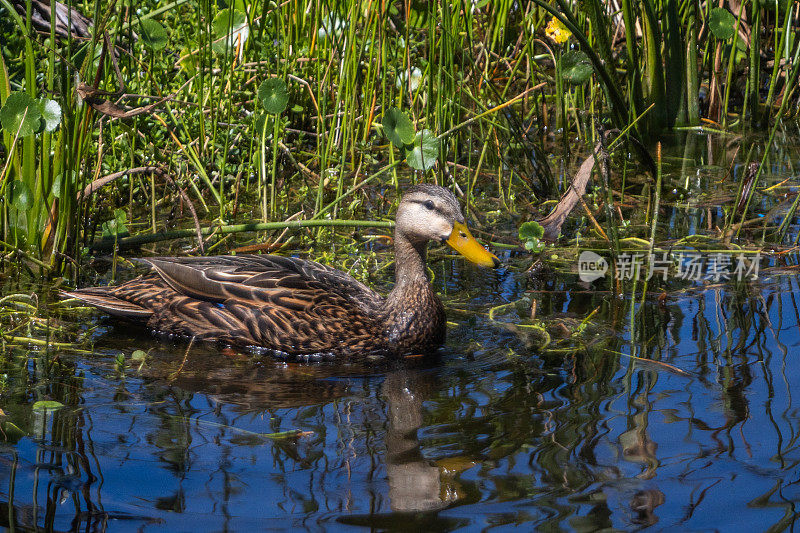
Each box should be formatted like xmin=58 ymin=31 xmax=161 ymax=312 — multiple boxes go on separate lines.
xmin=411 ymin=199 xmax=446 ymax=216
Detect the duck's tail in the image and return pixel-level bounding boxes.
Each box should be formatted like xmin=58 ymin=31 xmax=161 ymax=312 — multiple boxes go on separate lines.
xmin=61 ymin=288 xmax=153 ymax=319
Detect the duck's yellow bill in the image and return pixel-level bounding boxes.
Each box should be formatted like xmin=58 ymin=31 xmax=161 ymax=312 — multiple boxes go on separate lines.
xmin=446 ymin=221 xmax=500 ymax=268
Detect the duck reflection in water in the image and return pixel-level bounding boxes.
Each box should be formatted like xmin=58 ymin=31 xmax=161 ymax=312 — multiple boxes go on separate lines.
xmin=109 ymin=333 xmax=465 ymax=515
xmin=383 ymin=369 xmax=460 ymax=513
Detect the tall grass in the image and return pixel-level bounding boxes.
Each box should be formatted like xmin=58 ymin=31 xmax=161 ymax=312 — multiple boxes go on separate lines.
xmin=1 ymin=0 xmax=800 ymax=269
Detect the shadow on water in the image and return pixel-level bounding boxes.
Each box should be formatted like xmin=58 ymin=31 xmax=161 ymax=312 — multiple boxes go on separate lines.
xmin=4 ymin=132 xmax=800 ymax=530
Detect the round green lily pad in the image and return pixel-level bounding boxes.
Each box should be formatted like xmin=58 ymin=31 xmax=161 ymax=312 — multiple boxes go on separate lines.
xmin=561 ymin=50 xmax=593 ymax=85
xmin=382 ymin=107 xmax=415 ymax=148
xmin=405 ymin=129 xmax=439 ymax=171
xmin=39 ymin=98 xmax=62 ymax=132
xmin=1 ymin=92 xmax=42 ymax=137
xmin=139 ymin=19 xmax=169 ymax=50
xmin=258 ymin=78 xmax=289 ymax=114
xmin=709 ymin=8 xmax=736 ymax=40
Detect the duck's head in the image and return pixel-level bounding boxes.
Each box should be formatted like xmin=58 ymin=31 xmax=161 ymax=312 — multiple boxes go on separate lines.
xmin=395 ymin=184 xmax=500 ymax=268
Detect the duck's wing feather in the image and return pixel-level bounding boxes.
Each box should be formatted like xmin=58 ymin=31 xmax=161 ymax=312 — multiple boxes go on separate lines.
xmin=142 ymin=254 xmax=383 ymax=313
xmin=62 ymin=288 xmax=153 ymax=318
xmin=137 ymin=255 xmax=385 ymax=353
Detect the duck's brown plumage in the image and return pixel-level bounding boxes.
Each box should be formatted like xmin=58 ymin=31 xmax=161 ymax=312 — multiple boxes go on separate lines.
xmin=63 ymin=185 xmax=497 ymax=359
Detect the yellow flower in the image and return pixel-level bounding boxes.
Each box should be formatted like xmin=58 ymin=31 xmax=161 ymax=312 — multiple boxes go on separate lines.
xmin=545 ymin=17 xmax=571 ymax=44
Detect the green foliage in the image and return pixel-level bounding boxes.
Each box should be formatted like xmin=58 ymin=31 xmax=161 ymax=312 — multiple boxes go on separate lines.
xmin=101 ymin=209 xmax=130 ymax=239
xmin=0 ymin=420 xmax=25 ymax=443
xmin=212 ymin=8 xmax=249 ymax=55
xmin=39 ymin=99 xmax=61 ymax=132
xmin=382 ymin=107 xmax=415 ymax=148
xmin=382 ymin=109 xmax=439 ymax=171
xmin=519 ymin=221 xmax=545 ymax=253
xmin=561 ymin=50 xmax=593 ymax=85
xmin=9 ymin=180 xmax=33 ymax=211
xmin=139 ymin=19 xmax=169 ymax=50
xmin=406 ymin=130 xmax=439 ymax=171
xmin=709 ymin=8 xmax=736 ymax=40
xmin=258 ymin=78 xmax=289 ymax=114
xmin=0 ymin=0 xmax=796 ymax=268
xmin=0 ymin=92 xmax=41 ymax=137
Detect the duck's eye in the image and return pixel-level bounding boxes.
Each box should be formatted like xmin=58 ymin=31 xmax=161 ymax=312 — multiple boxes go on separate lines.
xmin=424 ymin=200 xmax=435 ymax=210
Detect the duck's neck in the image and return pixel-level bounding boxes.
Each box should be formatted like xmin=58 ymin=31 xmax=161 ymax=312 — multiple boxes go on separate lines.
xmin=388 ymin=232 xmax=430 ymax=299
xmin=382 ymin=231 xmax=445 ymax=353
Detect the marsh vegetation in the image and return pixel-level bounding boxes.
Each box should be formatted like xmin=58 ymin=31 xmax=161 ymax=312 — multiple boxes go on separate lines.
xmin=2 ymin=0 xmax=800 ymax=529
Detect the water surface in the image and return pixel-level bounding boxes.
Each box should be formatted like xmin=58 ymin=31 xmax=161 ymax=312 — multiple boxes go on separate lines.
xmin=2 ymin=132 xmax=800 ymax=531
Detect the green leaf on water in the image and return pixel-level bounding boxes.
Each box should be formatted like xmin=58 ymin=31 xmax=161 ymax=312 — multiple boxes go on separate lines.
xmin=709 ymin=8 xmax=736 ymax=40
xmin=519 ymin=221 xmax=544 ymax=241
xmin=139 ymin=19 xmax=169 ymax=50
xmin=131 ymin=350 xmax=147 ymax=361
xmin=561 ymin=50 xmax=593 ymax=85
xmin=405 ymin=129 xmax=439 ymax=171
xmin=33 ymin=400 xmax=64 ymax=411
xmin=9 ymin=180 xmax=33 ymax=211
xmin=0 ymin=92 xmax=42 ymax=137
xmin=39 ymin=98 xmax=62 ymax=132
xmin=519 ymin=221 xmax=545 ymax=253
xmin=258 ymin=78 xmax=289 ymax=114
xmin=382 ymin=107 xmax=415 ymax=148
xmin=262 ymin=429 xmax=313 ymax=440
xmin=212 ymin=8 xmax=249 ymax=55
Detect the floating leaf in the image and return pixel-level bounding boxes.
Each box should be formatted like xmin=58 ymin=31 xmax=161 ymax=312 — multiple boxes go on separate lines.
xmin=561 ymin=50 xmax=593 ymax=85
xmin=519 ymin=221 xmax=544 ymax=241
xmin=709 ymin=8 xmax=736 ymax=40
xmin=257 ymin=78 xmax=289 ymax=114
xmin=9 ymin=180 xmax=33 ymax=211
xmin=382 ymin=107 xmax=415 ymax=148
xmin=33 ymin=400 xmax=65 ymax=411
xmin=131 ymin=350 xmax=147 ymax=361
xmin=0 ymin=92 xmax=42 ymax=137
xmin=519 ymin=221 xmax=545 ymax=253
xmin=212 ymin=9 xmax=249 ymax=56
xmin=39 ymin=98 xmax=62 ymax=132
xmin=405 ymin=129 xmax=439 ymax=171
xmin=139 ymin=19 xmax=168 ymax=50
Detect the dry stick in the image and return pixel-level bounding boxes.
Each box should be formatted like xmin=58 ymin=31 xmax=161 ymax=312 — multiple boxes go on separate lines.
xmin=81 ymin=166 xmax=160 ymax=197
xmin=537 ymin=106 xmax=657 ymax=240
xmin=538 ymin=140 xmax=601 ymax=241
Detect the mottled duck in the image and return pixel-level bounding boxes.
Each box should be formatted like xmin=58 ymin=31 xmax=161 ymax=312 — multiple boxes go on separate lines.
xmin=64 ymin=185 xmax=499 ymax=359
